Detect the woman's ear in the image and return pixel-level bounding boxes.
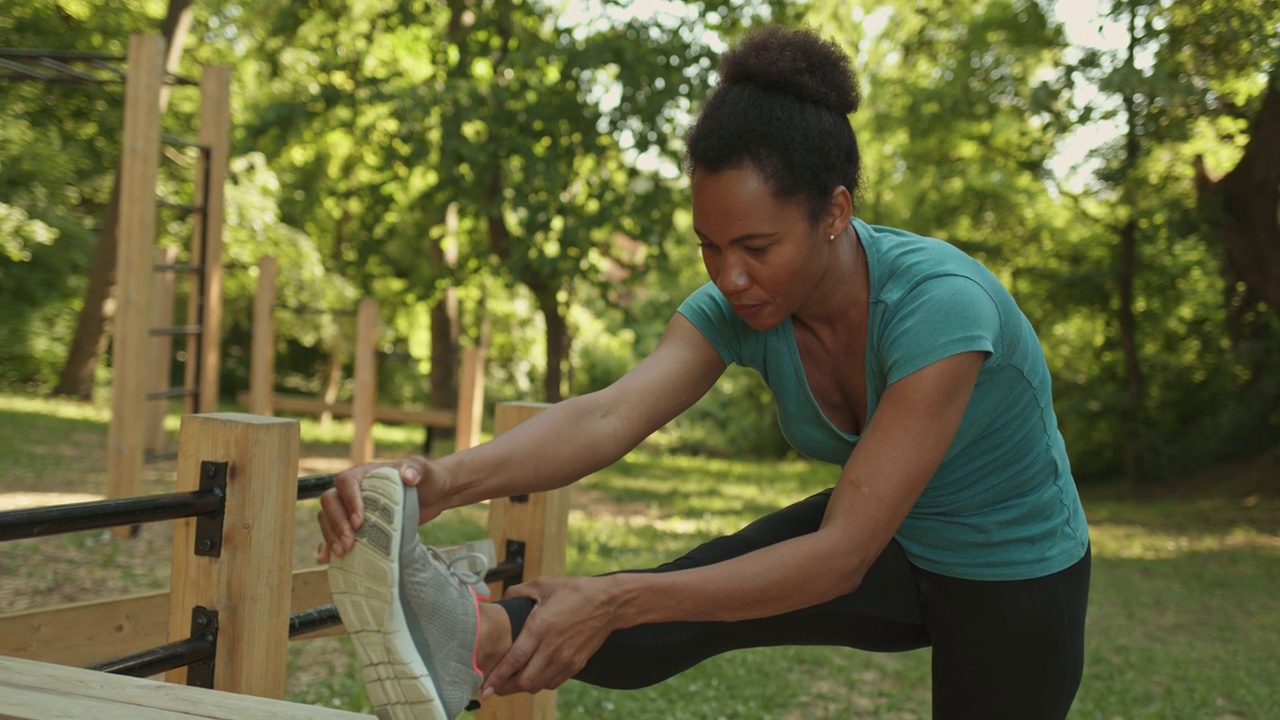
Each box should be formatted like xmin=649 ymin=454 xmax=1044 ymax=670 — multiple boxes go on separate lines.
xmin=823 ymin=185 xmax=854 ymax=238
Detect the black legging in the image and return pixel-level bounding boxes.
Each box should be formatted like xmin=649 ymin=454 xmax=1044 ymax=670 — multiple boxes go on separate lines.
xmin=498 ymin=489 xmax=1091 ymax=720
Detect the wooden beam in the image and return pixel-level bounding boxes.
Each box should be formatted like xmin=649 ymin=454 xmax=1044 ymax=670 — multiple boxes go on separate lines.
xmin=454 ymin=346 xmax=487 ymax=451
xmin=351 ymin=298 xmax=378 ymax=465
xmin=234 ymin=392 xmax=457 ymax=428
xmin=479 ymin=402 xmax=567 ymax=720
xmin=106 ymin=34 xmax=165 ymax=511
xmin=0 ymin=655 xmax=372 ymax=720
xmin=248 ymin=256 xmax=277 ymax=416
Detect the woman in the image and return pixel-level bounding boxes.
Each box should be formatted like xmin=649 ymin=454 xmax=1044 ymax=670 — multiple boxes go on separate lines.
xmin=319 ymin=25 xmax=1090 ymax=720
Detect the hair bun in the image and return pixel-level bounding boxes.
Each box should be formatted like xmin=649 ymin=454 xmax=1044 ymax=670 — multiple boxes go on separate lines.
xmin=717 ymin=26 xmax=860 ymax=116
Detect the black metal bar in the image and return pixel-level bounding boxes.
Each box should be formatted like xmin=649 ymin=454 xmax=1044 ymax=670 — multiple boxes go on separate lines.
xmin=289 ymin=604 xmax=341 ymax=638
xmin=488 ymin=556 xmax=524 ymax=586
xmin=191 ymin=147 xmax=212 ymax=414
xmin=0 ymin=49 xmax=124 ymax=61
xmin=156 ymin=198 xmax=204 ymax=214
xmin=86 ymin=607 xmax=217 ymax=682
xmin=161 ymin=133 xmax=205 ymax=149
xmin=0 ymin=488 xmax=224 ymax=542
xmin=36 ymin=57 xmax=103 ymax=83
xmin=297 ymin=474 xmax=336 ymax=501
xmin=163 ymin=72 xmax=199 ymax=87
xmin=275 ymin=304 xmax=359 ymax=317
xmin=154 ymin=262 xmax=202 ymax=274
xmin=86 ymin=58 xmax=128 ymax=76
xmin=150 ymin=325 xmax=203 ymax=337
xmin=87 ymin=633 xmax=216 ymax=678
xmin=147 ymin=385 xmax=198 ymax=400
xmin=0 ymin=58 xmax=55 ymax=80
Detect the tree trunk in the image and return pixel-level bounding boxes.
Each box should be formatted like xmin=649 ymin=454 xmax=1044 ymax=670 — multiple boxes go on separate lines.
xmin=1116 ymin=6 xmax=1148 ymax=485
xmin=1117 ymin=216 xmax=1146 ymax=483
xmin=1194 ymin=69 xmax=1280 ymax=316
xmin=320 ymin=347 xmax=343 ymax=427
xmin=53 ymin=0 xmax=194 ymax=399
xmin=55 ymin=182 xmax=122 ymax=397
xmin=429 ymin=204 xmax=461 ymax=415
xmin=534 ymin=285 xmax=568 ymax=404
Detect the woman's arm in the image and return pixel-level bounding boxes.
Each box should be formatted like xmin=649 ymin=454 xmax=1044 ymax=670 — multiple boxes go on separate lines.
xmin=317 ymin=314 xmax=725 ymax=560
xmin=483 ymin=350 xmax=986 ymax=696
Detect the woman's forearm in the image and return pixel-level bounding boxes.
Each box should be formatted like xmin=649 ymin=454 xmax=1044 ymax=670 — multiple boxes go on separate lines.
xmin=435 ymin=391 xmax=644 ymax=510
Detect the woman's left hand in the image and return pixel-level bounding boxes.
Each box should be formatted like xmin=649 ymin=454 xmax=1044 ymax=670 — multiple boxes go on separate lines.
xmin=481 ymin=575 xmax=619 ymax=698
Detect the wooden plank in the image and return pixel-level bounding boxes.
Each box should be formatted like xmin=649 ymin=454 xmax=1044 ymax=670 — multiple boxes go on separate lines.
xmin=1 ymin=542 xmax=495 ymax=664
xmin=194 ymin=65 xmax=229 ymax=415
xmin=0 ymin=655 xmax=371 ymax=720
xmin=248 ymin=256 xmax=277 ymax=416
xmin=106 ymin=34 xmax=164 ymax=511
xmin=166 ymin=414 xmax=299 ymax=698
xmin=351 ymin=298 xmax=378 ymax=465
xmin=234 ymin=392 xmax=458 ymax=428
xmin=454 ymin=346 xmax=486 ymax=451
xmin=0 ymin=591 xmax=170 ymax=667
xmin=478 ymin=402 xmax=566 ymax=720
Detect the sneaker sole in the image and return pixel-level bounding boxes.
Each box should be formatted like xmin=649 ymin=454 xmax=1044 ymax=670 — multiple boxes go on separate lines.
xmin=328 ymin=470 xmax=448 ymax=720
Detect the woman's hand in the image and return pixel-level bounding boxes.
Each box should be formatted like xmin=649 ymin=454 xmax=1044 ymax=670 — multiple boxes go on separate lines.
xmin=481 ymin=575 xmax=620 ymax=698
xmin=315 ymin=455 xmax=448 ymax=564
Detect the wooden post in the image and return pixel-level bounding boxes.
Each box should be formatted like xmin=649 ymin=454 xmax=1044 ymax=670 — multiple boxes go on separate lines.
xmin=248 ymin=256 xmax=277 ymax=416
xmin=165 ymin=413 xmax=300 ymax=699
xmin=479 ymin=402 xmax=567 ymax=720
xmin=351 ymin=298 xmax=378 ymax=465
xmin=185 ymin=64 xmax=231 ymax=415
xmin=454 ymin=346 xmax=487 ymax=451
xmin=146 ymin=246 xmax=178 ymax=454
xmin=106 ymin=34 xmax=165 ymax=508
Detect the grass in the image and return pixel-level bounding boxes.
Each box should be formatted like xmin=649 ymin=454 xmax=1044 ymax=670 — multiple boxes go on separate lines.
xmin=0 ymin=391 xmax=1277 ymax=718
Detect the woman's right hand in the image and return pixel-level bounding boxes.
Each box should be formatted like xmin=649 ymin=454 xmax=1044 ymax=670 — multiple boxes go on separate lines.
xmin=315 ymin=455 xmax=445 ymax=564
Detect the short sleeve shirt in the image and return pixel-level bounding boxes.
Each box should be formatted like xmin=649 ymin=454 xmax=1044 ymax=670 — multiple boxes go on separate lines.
xmin=677 ymin=218 xmax=1089 ymax=580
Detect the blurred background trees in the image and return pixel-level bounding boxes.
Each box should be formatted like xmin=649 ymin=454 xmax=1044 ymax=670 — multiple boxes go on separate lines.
xmin=1 ymin=0 xmax=1275 ymax=485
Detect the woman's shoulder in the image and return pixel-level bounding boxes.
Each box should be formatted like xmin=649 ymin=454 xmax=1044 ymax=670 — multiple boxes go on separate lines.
xmin=856 ymin=219 xmax=1004 ymax=303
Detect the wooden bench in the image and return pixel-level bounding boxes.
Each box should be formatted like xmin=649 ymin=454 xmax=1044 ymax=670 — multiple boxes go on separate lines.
xmin=0 ymin=655 xmax=372 ymax=720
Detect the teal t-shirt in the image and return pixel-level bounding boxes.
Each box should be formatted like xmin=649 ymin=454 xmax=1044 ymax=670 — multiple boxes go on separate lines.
xmin=676 ymin=218 xmax=1088 ymax=581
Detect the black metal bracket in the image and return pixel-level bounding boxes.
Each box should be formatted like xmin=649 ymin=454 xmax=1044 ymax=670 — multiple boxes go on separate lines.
xmin=186 ymin=606 xmax=218 ymax=688
xmin=194 ymin=461 xmax=227 ymax=557
xmin=503 ymin=539 xmax=527 ymax=592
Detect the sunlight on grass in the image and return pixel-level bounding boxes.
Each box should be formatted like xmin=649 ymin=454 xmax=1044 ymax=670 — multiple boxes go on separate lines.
xmin=0 ymin=392 xmax=111 ymax=423
xmin=1090 ymin=521 xmax=1280 ymax=559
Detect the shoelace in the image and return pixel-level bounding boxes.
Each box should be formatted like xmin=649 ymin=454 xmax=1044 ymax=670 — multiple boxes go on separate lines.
xmin=426 ymin=546 xmax=492 ymax=598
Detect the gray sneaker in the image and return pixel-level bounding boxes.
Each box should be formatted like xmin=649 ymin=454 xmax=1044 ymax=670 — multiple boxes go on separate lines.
xmin=328 ymin=467 xmax=486 ymax=720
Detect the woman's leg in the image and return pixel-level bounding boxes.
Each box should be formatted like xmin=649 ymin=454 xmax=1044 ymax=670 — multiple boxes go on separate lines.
xmin=923 ymin=546 xmax=1091 ymax=720
xmin=498 ymin=489 xmax=931 ymax=690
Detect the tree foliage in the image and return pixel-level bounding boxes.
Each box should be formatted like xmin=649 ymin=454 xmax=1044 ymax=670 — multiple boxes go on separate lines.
xmin=1 ymin=0 xmax=1276 ymax=477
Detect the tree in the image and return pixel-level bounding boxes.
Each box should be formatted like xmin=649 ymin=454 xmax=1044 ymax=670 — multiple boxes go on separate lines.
xmin=53 ymin=0 xmax=194 ymax=399
xmin=1059 ymin=0 xmax=1280 ymax=481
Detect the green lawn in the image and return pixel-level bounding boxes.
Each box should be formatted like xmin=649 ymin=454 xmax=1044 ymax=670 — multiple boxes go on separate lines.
xmin=0 ymin=392 xmax=1276 ymax=718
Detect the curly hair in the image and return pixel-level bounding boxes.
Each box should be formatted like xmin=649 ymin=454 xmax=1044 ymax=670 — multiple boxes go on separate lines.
xmin=685 ymin=26 xmax=862 ymax=221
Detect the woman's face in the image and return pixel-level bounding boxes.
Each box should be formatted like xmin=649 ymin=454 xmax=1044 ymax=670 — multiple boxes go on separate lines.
xmin=691 ymin=165 xmax=833 ymax=330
